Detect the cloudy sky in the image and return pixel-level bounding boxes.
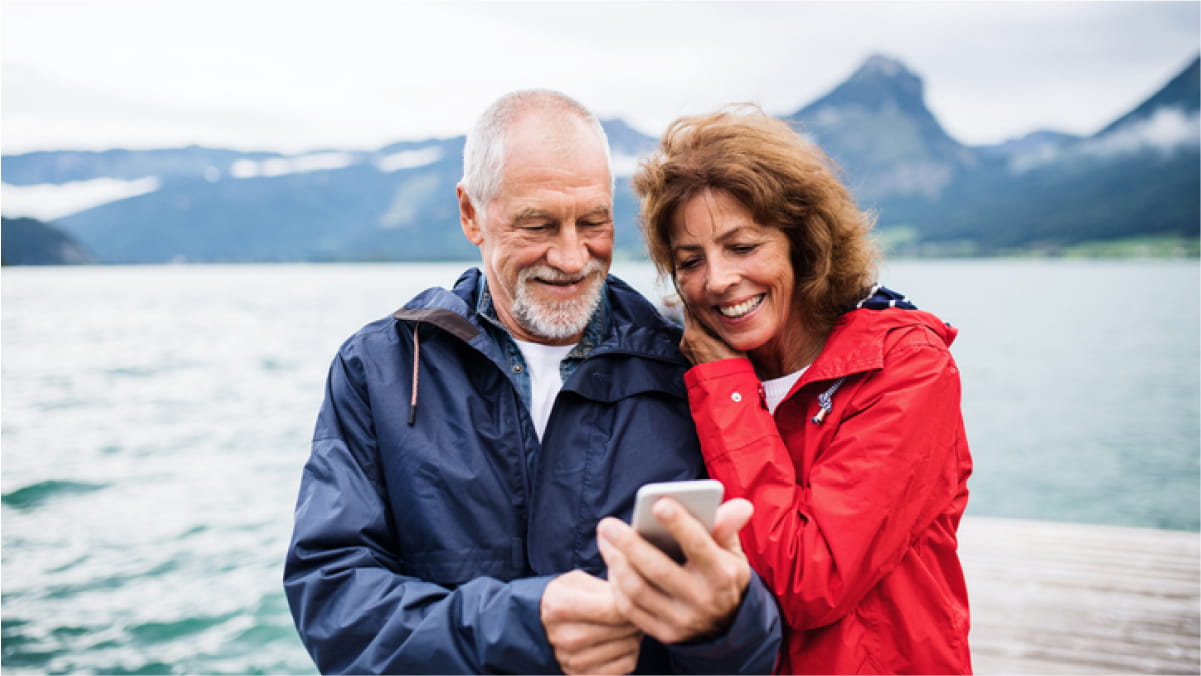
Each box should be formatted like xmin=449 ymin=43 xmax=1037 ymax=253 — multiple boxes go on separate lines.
xmin=2 ymin=0 xmax=1198 ymax=155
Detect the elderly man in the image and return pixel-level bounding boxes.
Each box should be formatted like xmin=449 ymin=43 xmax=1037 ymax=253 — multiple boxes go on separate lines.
xmin=283 ymin=90 xmax=781 ymax=675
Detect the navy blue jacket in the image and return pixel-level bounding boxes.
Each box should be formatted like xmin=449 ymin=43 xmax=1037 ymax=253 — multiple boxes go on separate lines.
xmin=284 ymin=268 xmax=781 ymax=674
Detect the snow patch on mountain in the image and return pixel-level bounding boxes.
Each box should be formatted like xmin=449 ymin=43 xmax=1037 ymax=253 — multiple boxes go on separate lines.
xmin=373 ymin=147 xmax=445 ymax=173
xmin=230 ymin=152 xmax=356 ymax=179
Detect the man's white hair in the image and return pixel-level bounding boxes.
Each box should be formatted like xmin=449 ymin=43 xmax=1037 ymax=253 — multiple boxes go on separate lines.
xmin=460 ymin=89 xmax=613 ymax=217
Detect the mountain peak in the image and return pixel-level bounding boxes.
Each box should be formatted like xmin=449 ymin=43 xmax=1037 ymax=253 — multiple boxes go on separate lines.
xmin=795 ymin=54 xmax=928 ymax=122
xmin=842 ymin=53 xmax=925 ymax=104
xmin=789 ymin=53 xmax=972 ymax=201
xmin=1097 ymin=55 xmax=1200 ymax=137
xmin=854 ymin=54 xmax=913 ymax=80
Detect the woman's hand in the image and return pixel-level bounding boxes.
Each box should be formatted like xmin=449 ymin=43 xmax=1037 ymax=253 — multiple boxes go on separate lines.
xmin=679 ymin=305 xmax=744 ymax=365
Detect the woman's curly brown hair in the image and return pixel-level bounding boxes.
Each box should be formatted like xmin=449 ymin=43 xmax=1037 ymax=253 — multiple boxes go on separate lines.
xmin=632 ymin=104 xmax=879 ymax=336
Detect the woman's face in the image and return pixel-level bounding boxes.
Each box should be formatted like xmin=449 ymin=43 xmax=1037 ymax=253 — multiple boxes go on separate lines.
xmin=669 ymin=188 xmax=813 ymax=376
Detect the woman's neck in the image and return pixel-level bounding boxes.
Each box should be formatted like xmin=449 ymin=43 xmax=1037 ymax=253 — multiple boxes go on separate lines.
xmin=749 ymin=328 xmax=827 ymax=381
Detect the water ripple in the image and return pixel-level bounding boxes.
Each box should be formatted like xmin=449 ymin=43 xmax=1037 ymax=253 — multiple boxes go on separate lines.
xmin=2 ymin=480 xmax=109 ymax=510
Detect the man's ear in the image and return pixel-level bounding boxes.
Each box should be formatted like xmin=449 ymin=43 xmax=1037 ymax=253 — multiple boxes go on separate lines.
xmin=457 ymin=185 xmax=484 ymax=246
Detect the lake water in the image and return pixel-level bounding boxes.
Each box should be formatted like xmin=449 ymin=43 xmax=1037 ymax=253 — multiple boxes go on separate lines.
xmin=2 ymin=259 xmax=1198 ymax=674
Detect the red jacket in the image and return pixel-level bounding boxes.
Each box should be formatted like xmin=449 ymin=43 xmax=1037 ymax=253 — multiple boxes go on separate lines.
xmin=685 ymin=307 xmax=972 ymax=675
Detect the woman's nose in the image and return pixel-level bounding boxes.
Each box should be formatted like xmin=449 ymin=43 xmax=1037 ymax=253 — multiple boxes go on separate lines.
xmin=706 ymin=258 xmax=739 ymax=295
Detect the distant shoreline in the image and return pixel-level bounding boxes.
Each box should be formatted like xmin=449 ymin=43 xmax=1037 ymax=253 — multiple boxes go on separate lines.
xmin=4 ymin=242 xmax=1199 ymax=267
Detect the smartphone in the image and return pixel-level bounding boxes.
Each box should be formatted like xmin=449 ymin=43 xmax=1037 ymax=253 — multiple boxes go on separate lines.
xmin=630 ymin=479 xmax=724 ymax=563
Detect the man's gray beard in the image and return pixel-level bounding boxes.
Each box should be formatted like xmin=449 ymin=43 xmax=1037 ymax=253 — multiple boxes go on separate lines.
xmin=512 ymin=262 xmax=605 ymax=342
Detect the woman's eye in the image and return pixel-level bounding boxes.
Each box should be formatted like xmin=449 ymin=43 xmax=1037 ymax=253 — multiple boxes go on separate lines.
xmin=732 ymin=243 xmax=759 ymax=255
xmin=675 ymin=257 xmax=701 ymax=271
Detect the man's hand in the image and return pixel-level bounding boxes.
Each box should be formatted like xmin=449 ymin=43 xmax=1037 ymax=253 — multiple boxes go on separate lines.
xmin=679 ymin=305 xmax=744 ymax=365
xmin=597 ymin=497 xmax=754 ymax=644
xmin=541 ymin=570 xmax=643 ymax=675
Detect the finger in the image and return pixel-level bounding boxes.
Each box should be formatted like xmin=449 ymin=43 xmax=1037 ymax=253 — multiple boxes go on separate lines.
xmin=603 ymin=549 xmax=688 ymax=643
xmin=651 ymin=496 xmax=725 ymax=573
xmin=551 ymin=619 xmax=642 ymax=648
xmin=543 ymin=570 xmax=628 ymax=626
xmin=684 ymin=305 xmax=721 ymax=342
xmin=600 ymin=517 xmax=738 ymax=645
xmin=681 ymin=306 xmax=744 ymax=361
xmin=588 ymin=650 xmax=641 ymax=676
xmin=598 ymin=516 xmax=681 ymax=590
xmin=557 ymin=632 xmax=642 ymax=676
xmin=710 ymin=498 xmax=753 ymax=552
xmin=600 ymin=513 xmax=697 ymax=606
xmin=597 ymin=519 xmax=684 ymax=625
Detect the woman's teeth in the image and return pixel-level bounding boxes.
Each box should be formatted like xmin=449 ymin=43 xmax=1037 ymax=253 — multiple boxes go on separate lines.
xmin=718 ymin=294 xmax=765 ymax=318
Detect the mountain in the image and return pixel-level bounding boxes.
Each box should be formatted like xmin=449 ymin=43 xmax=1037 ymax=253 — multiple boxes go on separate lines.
xmin=0 ymin=146 xmax=282 ymax=186
xmin=1 ymin=216 xmax=95 ymax=265
xmin=1098 ymin=56 xmax=1200 ymax=135
xmin=887 ymin=55 xmax=1200 ymax=251
xmin=976 ymin=130 xmax=1082 ymax=162
xmin=1 ymin=54 xmax=1196 ymax=262
xmin=787 ymin=54 xmax=980 ymax=203
xmin=1 ymin=121 xmax=655 ymax=264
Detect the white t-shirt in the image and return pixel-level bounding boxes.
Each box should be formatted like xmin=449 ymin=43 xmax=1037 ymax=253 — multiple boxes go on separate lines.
xmin=513 ymin=338 xmax=576 ymax=440
xmin=762 ymin=366 xmax=808 ymax=415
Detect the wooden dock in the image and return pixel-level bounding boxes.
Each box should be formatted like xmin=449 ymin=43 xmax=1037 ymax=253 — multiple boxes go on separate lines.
xmin=960 ymin=516 xmax=1200 ymax=674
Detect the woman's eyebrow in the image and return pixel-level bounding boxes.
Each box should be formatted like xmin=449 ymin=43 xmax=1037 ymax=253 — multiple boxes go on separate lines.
xmin=671 ymin=242 xmax=702 ymax=255
xmin=714 ymin=225 xmax=758 ymax=242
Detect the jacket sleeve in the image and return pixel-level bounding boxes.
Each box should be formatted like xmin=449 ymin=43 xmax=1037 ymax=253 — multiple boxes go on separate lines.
xmin=683 ymin=328 xmax=967 ymax=631
xmin=283 ymin=348 xmax=559 ymax=675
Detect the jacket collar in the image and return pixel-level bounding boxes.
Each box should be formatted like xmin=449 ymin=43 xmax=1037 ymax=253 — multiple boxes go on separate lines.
xmin=473 ymin=271 xmax=610 ymax=362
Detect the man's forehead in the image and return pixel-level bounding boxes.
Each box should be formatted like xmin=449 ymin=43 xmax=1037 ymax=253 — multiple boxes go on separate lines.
xmin=505 ymin=111 xmax=607 ymax=161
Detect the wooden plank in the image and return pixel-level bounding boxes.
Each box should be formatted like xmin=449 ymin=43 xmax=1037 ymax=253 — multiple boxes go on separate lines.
xmin=960 ymin=516 xmax=1201 ymax=675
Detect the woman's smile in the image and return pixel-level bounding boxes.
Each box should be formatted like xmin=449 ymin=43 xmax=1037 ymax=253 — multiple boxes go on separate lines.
xmin=716 ymin=293 xmax=766 ymax=319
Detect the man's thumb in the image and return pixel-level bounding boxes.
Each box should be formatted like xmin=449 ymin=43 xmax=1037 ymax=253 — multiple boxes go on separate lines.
xmin=710 ymin=497 xmax=753 ymax=552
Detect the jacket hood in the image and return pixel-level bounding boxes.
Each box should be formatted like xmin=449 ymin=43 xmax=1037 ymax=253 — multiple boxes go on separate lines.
xmin=806 ymin=296 xmax=957 ymax=383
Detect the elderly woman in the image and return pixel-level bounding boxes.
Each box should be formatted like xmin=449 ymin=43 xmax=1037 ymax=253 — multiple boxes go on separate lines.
xmin=623 ymin=106 xmax=973 ymax=674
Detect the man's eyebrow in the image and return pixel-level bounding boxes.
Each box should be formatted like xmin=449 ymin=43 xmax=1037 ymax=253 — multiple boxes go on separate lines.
xmin=579 ymin=205 xmax=612 ymax=220
xmin=512 ymin=206 xmax=612 ymax=222
xmin=512 ymin=207 xmax=554 ymax=222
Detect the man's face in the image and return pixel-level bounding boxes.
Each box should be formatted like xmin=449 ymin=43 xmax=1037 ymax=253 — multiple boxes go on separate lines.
xmin=459 ymin=112 xmax=614 ymax=345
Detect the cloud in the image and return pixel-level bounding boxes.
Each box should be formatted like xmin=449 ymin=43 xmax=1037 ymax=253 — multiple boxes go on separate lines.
xmin=1010 ymin=106 xmax=1200 ymax=173
xmin=2 ymin=1 xmax=1199 ymax=152
xmin=1 ymin=177 xmax=161 ymax=221
xmin=1081 ymin=107 xmax=1201 ymax=158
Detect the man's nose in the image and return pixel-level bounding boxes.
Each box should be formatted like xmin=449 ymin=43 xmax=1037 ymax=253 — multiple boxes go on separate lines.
xmin=547 ymin=225 xmax=588 ymax=274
